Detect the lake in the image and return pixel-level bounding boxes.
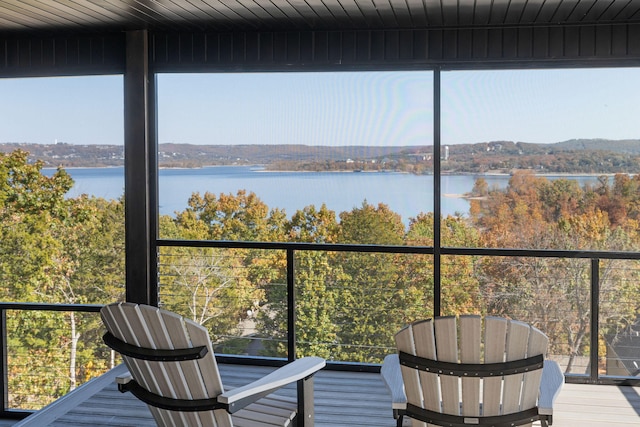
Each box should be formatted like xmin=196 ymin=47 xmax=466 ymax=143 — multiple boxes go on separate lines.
xmin=45 ymin=166 xmax=602 ymax=224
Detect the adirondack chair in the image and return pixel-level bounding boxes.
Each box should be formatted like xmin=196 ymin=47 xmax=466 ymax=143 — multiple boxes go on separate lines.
xmin=101 ymin=302 xmax=326 ymax=427
xmin=381 ymin=315 xmax=564 ymax=427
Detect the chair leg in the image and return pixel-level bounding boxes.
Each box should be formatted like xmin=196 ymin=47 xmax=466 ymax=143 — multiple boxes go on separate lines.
xmin=392 ymin=409 xmax=405 ymax=427
xmin=297 ymin=376 xmax=315 ymax=427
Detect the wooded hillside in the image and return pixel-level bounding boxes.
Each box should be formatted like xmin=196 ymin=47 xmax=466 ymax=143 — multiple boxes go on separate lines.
xmin=0 ymin=139 xmax=637 ymax=174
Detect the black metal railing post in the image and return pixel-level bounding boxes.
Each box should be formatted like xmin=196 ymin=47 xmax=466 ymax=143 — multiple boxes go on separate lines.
xmin=0 ymin=307 xmax=29 ymax=419
xmin=0 ymin=307 xmax=7 ymax=415
xmin=286 ymin=248 xmax=308 ymax=425
xmin=590 ymin=258 xmax=600 ymax=383
xmin=287 ymin=248 xmax=296 ymax=362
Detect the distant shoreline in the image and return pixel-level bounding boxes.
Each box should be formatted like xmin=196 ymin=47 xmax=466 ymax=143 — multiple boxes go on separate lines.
xmin=41 ymin=164 xmax=630 ymax=178
xmin=8 ymin=139 xmax=640 ymax=175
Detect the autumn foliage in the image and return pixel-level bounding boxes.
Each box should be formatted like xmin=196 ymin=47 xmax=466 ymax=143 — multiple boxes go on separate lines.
xmin=1 ymin=151 xmax=639 ymax=409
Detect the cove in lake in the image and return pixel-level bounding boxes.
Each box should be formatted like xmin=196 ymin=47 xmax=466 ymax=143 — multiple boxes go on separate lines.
xmin=45 ymin=166 xmax=601 ymax=225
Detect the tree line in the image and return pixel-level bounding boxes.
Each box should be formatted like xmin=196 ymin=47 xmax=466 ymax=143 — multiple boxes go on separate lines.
xmin=1 ymin=149 xmax=639 ymax=409
xmin=3 ymin=140 xmax=640 ymax=174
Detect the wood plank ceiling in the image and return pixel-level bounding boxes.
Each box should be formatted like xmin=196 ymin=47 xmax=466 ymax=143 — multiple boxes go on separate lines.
xmin=0 ymin=0 xmax=639 ymax=34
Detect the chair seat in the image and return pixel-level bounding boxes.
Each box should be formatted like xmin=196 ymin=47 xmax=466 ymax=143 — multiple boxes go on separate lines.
xmin=232 ymin=393 xmax=297 ymax=426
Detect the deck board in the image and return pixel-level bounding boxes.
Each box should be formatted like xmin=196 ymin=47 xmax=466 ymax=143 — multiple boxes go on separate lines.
xmin=552 ymin=383 xmax=640 ymax=426
xmin=9 ymin=364 xmax=640 ymax=427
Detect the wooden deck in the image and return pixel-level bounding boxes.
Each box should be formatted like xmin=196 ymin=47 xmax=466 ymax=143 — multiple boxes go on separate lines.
xmin=7 ymin=363 xmax=640 ymax=427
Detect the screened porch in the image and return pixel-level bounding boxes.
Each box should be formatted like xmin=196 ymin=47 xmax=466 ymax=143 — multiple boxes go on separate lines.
xmin=1 ymin=0 xmax=640 ymax=425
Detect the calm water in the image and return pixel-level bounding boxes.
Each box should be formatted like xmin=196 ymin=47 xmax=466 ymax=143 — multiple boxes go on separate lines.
xmin=45 ymin=166 xmax=601 ymax=224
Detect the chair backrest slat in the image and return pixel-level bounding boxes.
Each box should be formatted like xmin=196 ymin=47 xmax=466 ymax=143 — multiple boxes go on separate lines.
xmin=503 ymin=321 xmax=531 ymax=414
xmin=396 ymin=320 xmax=438 ymax=427
xmin=412 ymin=319 xmax=439 ymax=420
xmin=183 ymin=317 xmax=231 ymax=425
xmin=483 ymin=316 xmax=508 ymax=416
xmin=433 ymin=316 xmax=459 ymax=415
xmin=459 ymin=315 xmax=481 ymax=416
xmin=395 ymin=323 xmax=422 ymax=409
xmin=521 ymin=326 xmax=549 ymax=410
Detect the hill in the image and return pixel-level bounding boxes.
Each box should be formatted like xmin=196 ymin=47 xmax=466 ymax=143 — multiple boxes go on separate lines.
xmin=0 ymin=142 xmax=408 ymax=168
xmin=440 ymin=139 xmax=640 ymax=174
xmin=0 ymin=139 xmax=638 ymax=174
xmin=552 ymin=139 xmax=640 ymax=154
xmin=158 ymin=143 xmax=408 ymax=167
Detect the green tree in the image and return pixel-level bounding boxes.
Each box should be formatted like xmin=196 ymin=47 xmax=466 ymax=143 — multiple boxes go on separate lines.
xmin=180 ymin=190 xmax=285 ymax=241
xmin=406 ymin=213 xmax=482 ymax=317
xmin=332 ymin=201 xmax=406 ymax=362
xmin=0 ymin=151 xmax=125 ymax=407
xmin=0 ymin=150 xmax=74 ymax=301
xmin=258 ymin=204 xmax=341 ymax=358
xmin=163 ymin=191 xmax=286 ymax=354
xmin=50 ymin=196 xmax=125 ymax=389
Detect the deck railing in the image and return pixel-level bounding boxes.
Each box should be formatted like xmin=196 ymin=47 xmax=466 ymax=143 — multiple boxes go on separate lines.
xmin=0 ymin=303 xmax=105 ymax=419
xmin=0 ymin=241 xmax=639 ymax=418
xmin=157 ymin=239 xmax=640 ymax=383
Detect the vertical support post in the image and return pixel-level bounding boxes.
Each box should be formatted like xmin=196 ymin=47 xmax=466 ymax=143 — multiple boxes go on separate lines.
xmin=124 ymin=30 xmax=157 ymax=306
xmin=148 ymin=73 xmax=159 ymax=302
xmin=433 ymin=67 xmax=442 ymax=317
xmin=590 ymin=258 xmax=600 ymax=383
xmin=287 ymin=248 xmax=308 ymax=424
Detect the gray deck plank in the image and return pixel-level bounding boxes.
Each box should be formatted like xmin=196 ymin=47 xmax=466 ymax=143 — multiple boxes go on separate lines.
xmin=8 ymin=364 xmax=640 ymax=427
xmin=552 ymin=383 xmax=640 ymax=426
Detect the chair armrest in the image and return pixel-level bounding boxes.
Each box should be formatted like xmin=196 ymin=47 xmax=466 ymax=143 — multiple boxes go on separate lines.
xmin=538 ymin=359 xmax=564 ymax=415
xmin=115 ymin=371 xmax=133 ymax=385
xmin=381 ymin=354 xmax=407 ymax=410
xmin=218 ymin=356 xmax=325 ymax=410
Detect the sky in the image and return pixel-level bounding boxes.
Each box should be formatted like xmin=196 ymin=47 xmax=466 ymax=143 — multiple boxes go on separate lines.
xmin=0 ymin=68 xmax=638 ymax=146
xmin=0 ymin=75 xmax=124 ymax=146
